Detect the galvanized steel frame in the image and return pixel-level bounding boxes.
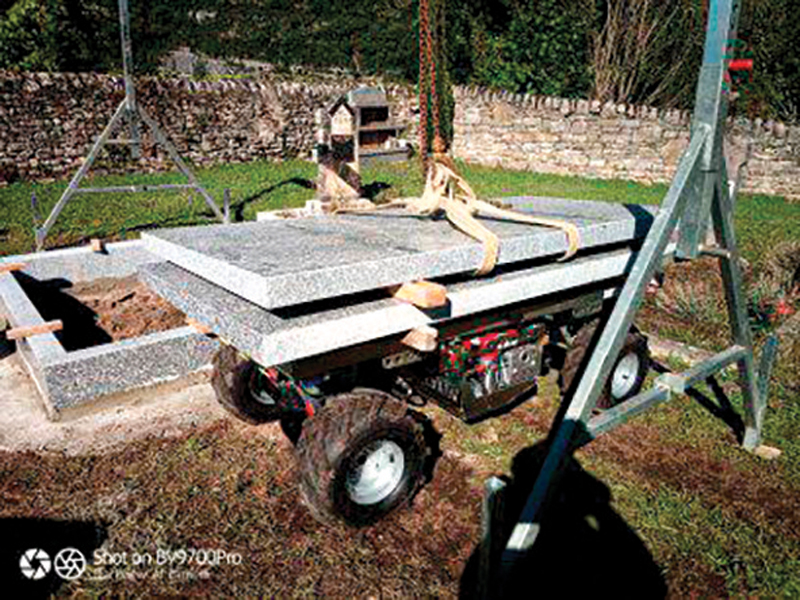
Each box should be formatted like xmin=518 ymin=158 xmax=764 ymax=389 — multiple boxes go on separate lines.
xmin=496 ymin=0 xmax=775 ymax=584
xmin=35 ymin=0 xmax=225 ymax=251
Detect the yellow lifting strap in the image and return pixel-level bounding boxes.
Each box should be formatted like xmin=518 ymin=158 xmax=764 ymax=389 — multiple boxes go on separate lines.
xmin=335 ymin=159 xmax=581 ymax=276
xmin=408 ymin=160 xmax=581 ymax=275
xmin=381 ymin=0 xmax=580 ymax=275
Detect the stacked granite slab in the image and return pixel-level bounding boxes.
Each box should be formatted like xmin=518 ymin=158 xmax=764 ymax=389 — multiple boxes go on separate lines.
xmin=140 ymin=247 xmax=641 ymax=368
xmin=140 ymin=197 xmax=658 ymax=367
xmin=141 ymin=197 xmax=655 ymax=310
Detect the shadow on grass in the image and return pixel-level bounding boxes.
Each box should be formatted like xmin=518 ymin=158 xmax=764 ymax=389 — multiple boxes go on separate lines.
xmin=459 ymin=441 xmax=667 ymax=599
xmin=233 ymin=177 xmax=316 ymax=221
xmin=0 ymin=517 xmax=107 ymax=599
xmin=36 ymin=177 xmax=396 ymax=246
xmin=651 ymin=359 xmax=746 ymax=443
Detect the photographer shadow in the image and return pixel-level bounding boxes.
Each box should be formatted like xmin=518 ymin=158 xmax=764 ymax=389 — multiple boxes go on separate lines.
xmin=460 ymin=441 xmax=667 ymax=599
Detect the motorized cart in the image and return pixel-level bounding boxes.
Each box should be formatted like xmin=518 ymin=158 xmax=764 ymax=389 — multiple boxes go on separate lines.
xmin=136 ymin=0 xmax=775 ymax=587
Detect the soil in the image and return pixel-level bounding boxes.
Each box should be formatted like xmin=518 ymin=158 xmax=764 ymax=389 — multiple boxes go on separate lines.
xmin=65 ymin=275 xmax=186 ymax=342
xmin=0 ymin=348 xmax=797 ymax=597
xmin=13 ymin=272 xmax=187 ymax=351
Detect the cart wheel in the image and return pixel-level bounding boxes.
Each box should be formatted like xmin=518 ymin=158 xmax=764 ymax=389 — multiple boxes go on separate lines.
xmin=559 ymin=320 xmax=650 ymax=409
xmin=295 ymin=389 xmax=436 ymax=527
xmin=211 ymin=344 xmax=284 ymax=424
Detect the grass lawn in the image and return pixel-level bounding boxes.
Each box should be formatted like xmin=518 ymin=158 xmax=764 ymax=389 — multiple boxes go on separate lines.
xmin=1 ymin=159 xmax=799 ymax=597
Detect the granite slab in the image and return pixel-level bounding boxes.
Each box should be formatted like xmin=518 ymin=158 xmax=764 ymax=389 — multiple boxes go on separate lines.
xmin=0 ymin=242 xmax=217 ymax=416
xmin=140 ymin=246 xmax=641 ymax=368
xmin=142 ymin=197 xmax=656 ymax=310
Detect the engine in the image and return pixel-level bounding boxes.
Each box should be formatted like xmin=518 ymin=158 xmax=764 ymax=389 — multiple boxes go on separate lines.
xmin=400 ymin=321 xmax=545 ymax=421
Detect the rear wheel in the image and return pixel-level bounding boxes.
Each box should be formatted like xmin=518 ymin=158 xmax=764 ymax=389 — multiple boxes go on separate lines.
xmin=211 ymin=344 xmax=284 ymax=424
xmin=559 ymin=320 xmax=650 ymax=409
xmin=295 ymin=389 xmax=435 ymax=526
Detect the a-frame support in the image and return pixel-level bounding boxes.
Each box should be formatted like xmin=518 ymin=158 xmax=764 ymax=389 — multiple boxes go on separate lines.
xmin=493 ymin=0 xmax=778 ymax=589
xmin=35 ymin=0 xmax=225 ymax=251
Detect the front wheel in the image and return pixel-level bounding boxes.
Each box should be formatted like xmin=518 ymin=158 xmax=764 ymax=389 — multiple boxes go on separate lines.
xmin=295 ymin=389 xmax=436 ymax=526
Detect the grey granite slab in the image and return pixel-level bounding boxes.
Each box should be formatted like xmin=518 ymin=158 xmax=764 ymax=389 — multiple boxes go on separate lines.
xmin=0 ymin=243 xmax=217 ymax=416
xmin=1 ymin=239 xmax=162 ymax=283
xmin=142 ymin=197 xmax=656 ymax=310
xmin=140 ymin=245 xmax=640 ymax=368
xmin=42 ymin=329 xmax=218 ymax=411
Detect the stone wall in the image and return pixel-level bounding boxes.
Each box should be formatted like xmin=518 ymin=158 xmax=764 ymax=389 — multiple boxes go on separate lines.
xmin=0 ymin=71 xmax=415 ymax=184
xmin=452 ymin=87 xmax=800 ymax=199
xmin=2 ymin=72 xmax=798 ymax=199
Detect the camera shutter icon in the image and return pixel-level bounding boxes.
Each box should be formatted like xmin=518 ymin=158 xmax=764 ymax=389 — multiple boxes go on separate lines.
xmin=19 ymin=548 xmax=52 ymax=580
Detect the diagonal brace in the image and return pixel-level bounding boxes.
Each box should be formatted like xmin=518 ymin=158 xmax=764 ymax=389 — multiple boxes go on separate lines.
xmin=501 ymin=126 xmax=710 ymax=563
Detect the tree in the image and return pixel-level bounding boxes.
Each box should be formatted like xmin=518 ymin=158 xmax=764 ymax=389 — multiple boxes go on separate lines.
xmin=451 ymin=0 xmax=595 ymax=98
xmin=591 ymin=0 xmax=705 ymax=108
xmin=0 ymin=0 xmax=795 ymax=120
xmin=0 ymin=0 xmax=63 ymax=70
xmin=737 ymin=0 xmax=800 ymax=120
xmin=0 ymin=0 xmax=220 ymax=73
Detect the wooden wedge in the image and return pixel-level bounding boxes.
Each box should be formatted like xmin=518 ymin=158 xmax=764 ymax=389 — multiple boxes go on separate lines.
xmin=401 ymin=325 xmax=438 ymax=352
xmin=392 ymin=280 xmax=448 ymax=309
xmin=186 ymin=317 xmax=213 ymax=335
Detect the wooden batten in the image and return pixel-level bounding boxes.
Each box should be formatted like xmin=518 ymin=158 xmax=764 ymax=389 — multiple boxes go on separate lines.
xmin=400 ymin=325 xmax=438 ymax=352
xmin=0 ymin=263 xmax=26 ymax=274
xmin=391 ymin=280 xmax=448 ymax=309
xmin=6 ymin=320 xmax=63 ymax=340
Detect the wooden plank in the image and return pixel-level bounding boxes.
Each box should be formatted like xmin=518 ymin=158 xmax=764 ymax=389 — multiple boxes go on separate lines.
xmin=0 ymin=263 xmax=26 ymax=273
xmin=392 ymin=280 xmax=448 ymax=309
xmin=400 ymin=325 xmax=438 ymax=352
xmin=186 ymin=317 xmax=213 ymax=335
xmin=6 ymin=320 xmax=63 ymax=340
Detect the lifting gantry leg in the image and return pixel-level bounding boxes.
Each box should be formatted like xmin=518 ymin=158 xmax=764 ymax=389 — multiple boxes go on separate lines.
xmin=496 ymin=0 xmax=777 ymax=588
xmin=34 ymin=0 xmax=225 ymax=251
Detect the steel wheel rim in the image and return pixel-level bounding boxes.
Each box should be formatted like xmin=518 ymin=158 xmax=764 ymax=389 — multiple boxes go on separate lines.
xmin=611 ymin=352 xmax=640 ymax=399
xmin=345 ymin=440 xmax=405 ymax=505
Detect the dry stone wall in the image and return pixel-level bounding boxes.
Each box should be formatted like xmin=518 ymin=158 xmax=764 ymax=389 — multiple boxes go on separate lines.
xmin=452 ymin=87 xmax=800 ymax=199
xmin=0 ymin=71 xmax=415 ymax=184
xmin=1 ymin=72 xmax=798 ymax=200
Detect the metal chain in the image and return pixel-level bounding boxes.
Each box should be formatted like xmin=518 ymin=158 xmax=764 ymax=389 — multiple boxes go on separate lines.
xmin=419 ymin=0 xmax=430 ymax=171
xmin=426 ymin=0 xmax=444 ymax=154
